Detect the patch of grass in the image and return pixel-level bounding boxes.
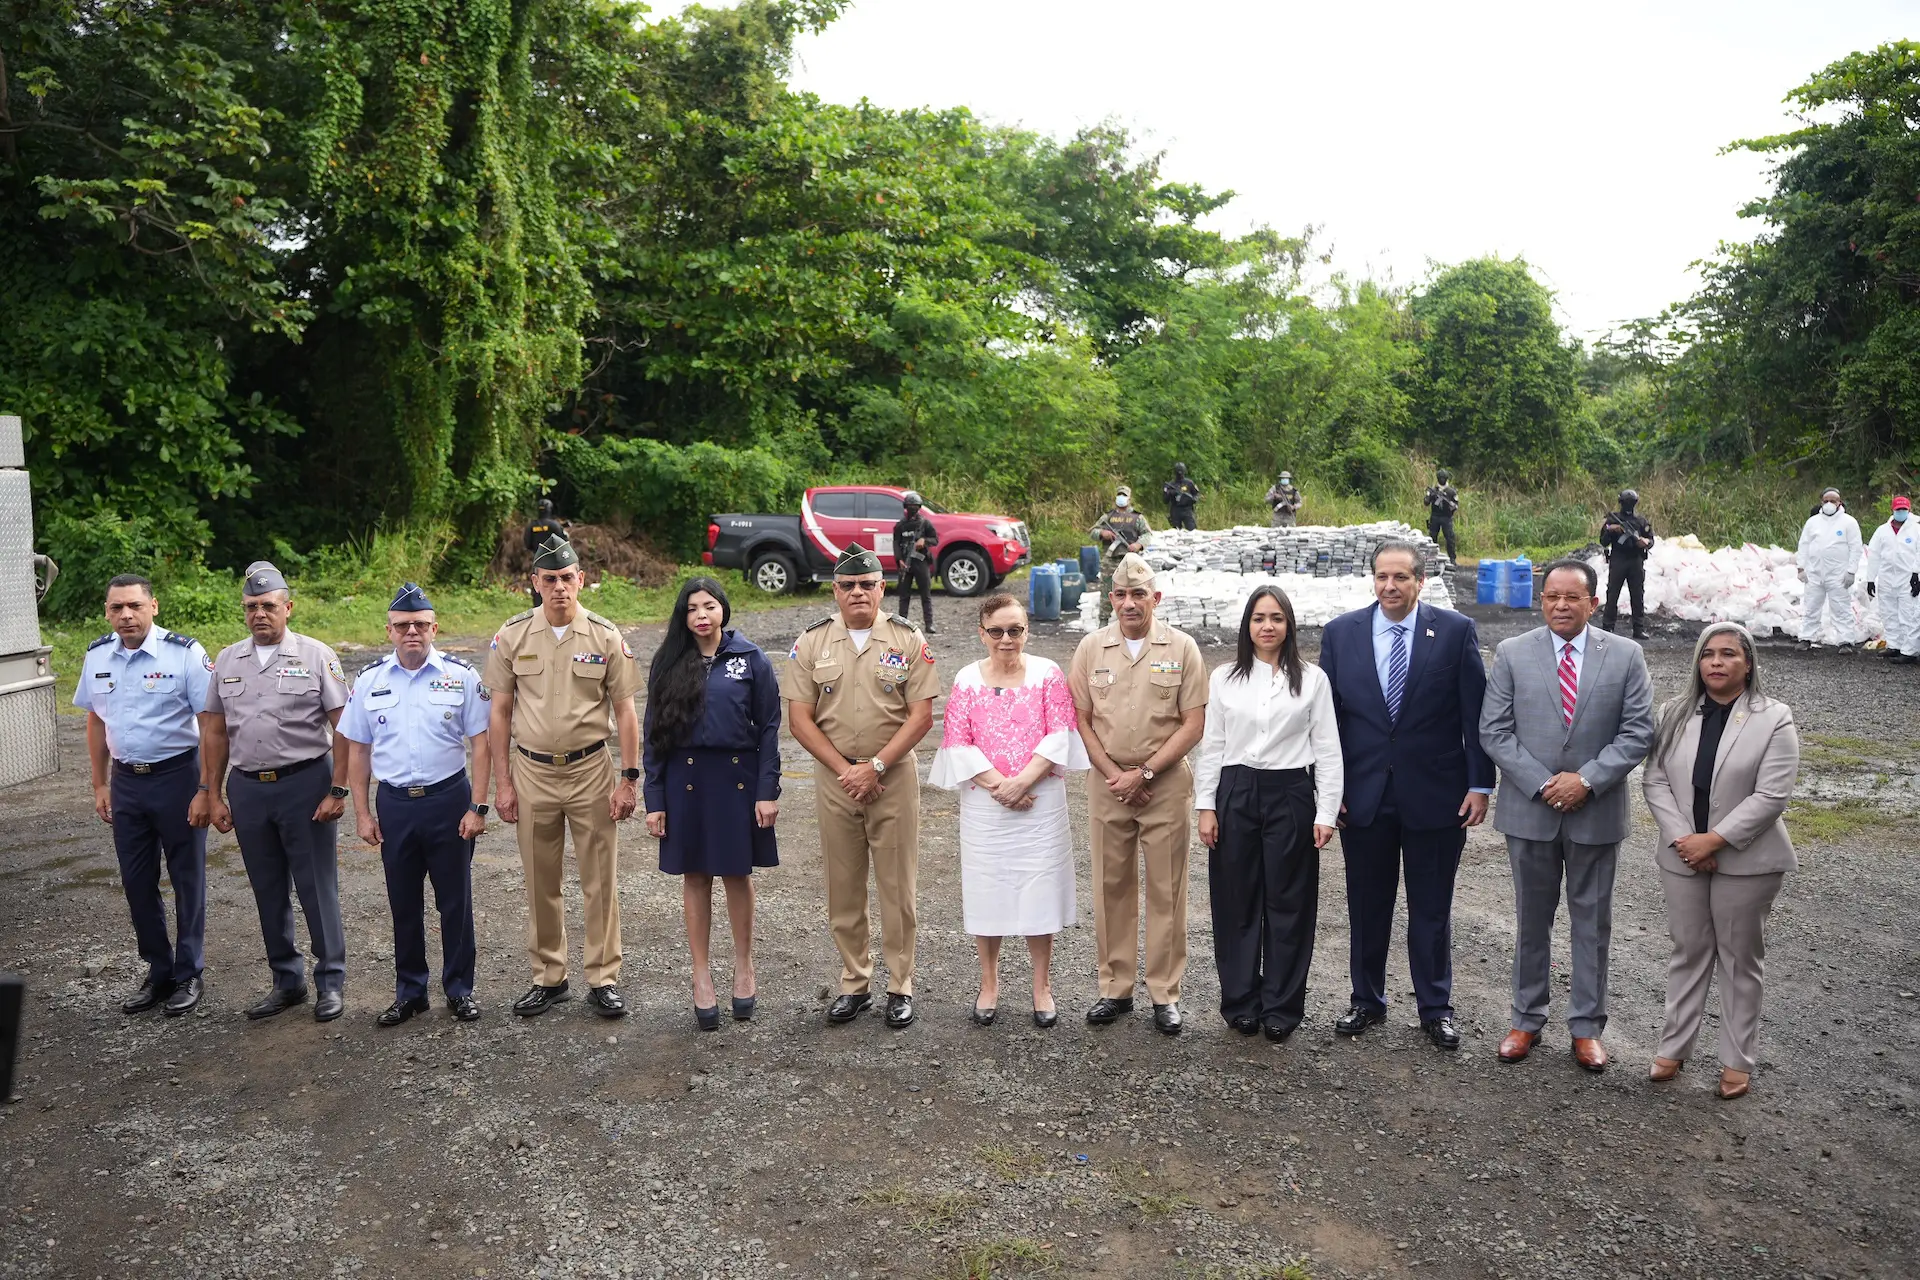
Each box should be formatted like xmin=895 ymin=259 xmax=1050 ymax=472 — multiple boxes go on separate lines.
xmin=1809 ymin=733 xmax=1879 ymax=754
xmin=855 ymin=1184 xmax=977 ymax=1232
xmin=946 ymin=1237 xmax=1059 ymax=1279
xmin=1785 ymin=798 xmax=1895 ymax=845
xmin=973 ymin=1143 xmax=1048 ymax=1183
xmin=1110 ymin=1166 xmax=1197 ymax=1220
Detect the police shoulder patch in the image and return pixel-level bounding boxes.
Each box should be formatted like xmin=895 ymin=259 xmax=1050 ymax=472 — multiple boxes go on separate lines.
xmin=88 ymin=633 xmax=114 ymax=651
xmin=161 ymin=631 xmax=197 ymax=648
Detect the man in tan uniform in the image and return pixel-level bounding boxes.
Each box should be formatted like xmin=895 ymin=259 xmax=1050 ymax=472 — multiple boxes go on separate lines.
xmin=485 ymin=536 xmax=642 ymax=1019
xmin=1068 ymin=553 xmax=1208 ymax=1034
xmin=781 ymin=545 xmax=938 ymax=1029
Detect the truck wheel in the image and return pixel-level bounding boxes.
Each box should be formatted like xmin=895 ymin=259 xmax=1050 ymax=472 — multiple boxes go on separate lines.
xmin=748 ymin=552 xmax=797 ymax=595
xmin=940 ymin=548 xmax=990 ymax=597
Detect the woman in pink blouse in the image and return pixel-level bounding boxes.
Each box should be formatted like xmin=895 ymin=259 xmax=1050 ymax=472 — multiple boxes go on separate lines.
xmin=930 ymin=593 xmax=1089 ymax=1028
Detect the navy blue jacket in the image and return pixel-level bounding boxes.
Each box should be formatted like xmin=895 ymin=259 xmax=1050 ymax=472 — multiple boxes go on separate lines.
xmin=1317 ymin=601 xmax=1495 ymax=831
xmin=642 ymin=630 xmax=782 ymax=811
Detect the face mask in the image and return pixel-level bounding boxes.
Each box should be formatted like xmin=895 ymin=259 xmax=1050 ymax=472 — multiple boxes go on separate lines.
xmin=1115 ymin=496 xmax=1130 ymax=508
xmin=1895 ymin=511 xmax=1910 ymax=525
xmin=1821 ymin=502 xmax=1838 ymax=517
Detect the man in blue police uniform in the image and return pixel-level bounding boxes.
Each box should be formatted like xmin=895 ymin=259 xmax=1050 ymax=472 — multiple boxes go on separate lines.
xmin=73 ymin=574 xmax=213 ymax=1016
xmin=341 ymin=584 xmax=494 ymax=1026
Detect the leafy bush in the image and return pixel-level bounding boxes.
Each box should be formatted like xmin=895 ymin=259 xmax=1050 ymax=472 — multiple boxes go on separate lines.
xmin=553 ymin=436 xmax=795 ymax=556
xmin=38 ymin=506 xmax=237 ymax=632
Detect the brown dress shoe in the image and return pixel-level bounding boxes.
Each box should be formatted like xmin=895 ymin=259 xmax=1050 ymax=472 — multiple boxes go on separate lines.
xmin=1572 ymin=1037 xmax=1608 ymax=1072
xmin=1497 ymin=1029 xmax=1537 ymax=1062
xmin=1649 ymin=1056 xmax=1682 ymax=1082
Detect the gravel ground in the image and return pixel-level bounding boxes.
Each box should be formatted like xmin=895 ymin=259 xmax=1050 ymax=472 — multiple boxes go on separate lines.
xmin=2 ymin=592 xmax=1917 ymax=1279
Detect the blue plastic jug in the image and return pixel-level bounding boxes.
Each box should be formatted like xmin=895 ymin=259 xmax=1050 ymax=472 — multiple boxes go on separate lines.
xmin=1058 ymin=571 xmax=1085 ymax=610
xmin=1505 ymin=557 xmax=1534 ymax=609
xmin=1476 ymin=559 xmax=1507 ymax=605
xmin=1028 ymin=563 xmax=1062 ymax=622
xmin=1079 ymin=546 xmax=1101 ymax=582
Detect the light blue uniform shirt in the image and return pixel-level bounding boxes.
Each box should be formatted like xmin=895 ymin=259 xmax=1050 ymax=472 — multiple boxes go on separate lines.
xmin=1370 ymin=602 xmax=1492 ymax=795
xmin=337 ymin=648 xmax=490 ymax=787
xmin=72 ymin=625 xmax=211 ymax=764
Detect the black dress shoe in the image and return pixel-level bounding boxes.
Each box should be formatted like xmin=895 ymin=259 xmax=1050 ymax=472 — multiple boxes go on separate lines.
xmin=1422 ymin=1016 xmax=1461 ymax=1050
xmin=731 ymin=996 xmax=756 ymax=1022
xmin=694 ymin=1004 xmax=719 ymax=1031
xmin=885 ymin=993 xmax=915 ymax=1029
xmin=1262 ymin=1020 xmax=1295 ymax=1043
xmin=1334 ymin=1004 xmax=1387 ymax=1036
xmin=448 ymin=995 xmax=481 ymax=1022
xmin=1228 ymin=1016 xmax=1260 ymax=1036
xmin=1085 ymin=996 xmax=1134 ymax=1025
xmin=970 ymin=1000 xmax=996 ymax=1027
xmin=1152 ymin=1002 xmax=1183 ymax=1035
xmin=246 ymin=987 xmax=308 ymax=1020
xmin=586 ymin=985 xmax=628 ymax=1018
xmin=376 ymin=996 xmax=430 ymax=1027
xmin=513 ymin=981 xmax=570 ymax=1016
xmin=1032 ymin=1005 xmax=1058 ymax=1029
xmin=122 ymin=978 xmax=174 ymax=1015
xmin=313 ymin=991 xmax=344 ymax=1023
xmin=163 ymin=976 xmax=202 ymax=1017
xmin=827 ymin=993 xmax=872 ymax=1023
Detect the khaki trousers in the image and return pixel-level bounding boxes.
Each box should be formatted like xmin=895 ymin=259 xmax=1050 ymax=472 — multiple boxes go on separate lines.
xmin=511 ymin=750 xmax=622 ymax=987
xmin=1658 ymin=869 xmax=1785 ymax=1073
xmin=1088 ymin=764 xmax=1193 ymax=1003
xmin=816 ymin=757 xmax=920 ymax=996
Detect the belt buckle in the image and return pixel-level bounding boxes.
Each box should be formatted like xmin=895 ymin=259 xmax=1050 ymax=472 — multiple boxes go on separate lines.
xmin=407 ymin=786 xmax=426 ymax=798
xmin=259 ymin=770 xmax=278 ymax=782
xmin=558 ymin=749 xmax=576 ymax=764
xmin=131 ymin=763 xmax=152 ymax=775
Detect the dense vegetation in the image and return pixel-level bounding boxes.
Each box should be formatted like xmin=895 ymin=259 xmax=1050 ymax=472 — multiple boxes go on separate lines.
xmin=4 ymin=3 xmax=1916 ymax=617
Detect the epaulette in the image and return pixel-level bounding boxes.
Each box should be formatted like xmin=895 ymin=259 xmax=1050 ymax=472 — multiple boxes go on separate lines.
xmin=803 ymin=616 xmax=833 ymax=632
xmin=889 ymin=613 xmax=922 ymax=631
xmin=442 ymin=653 xmax=473 ymax=669
xmin=584 ymin=609 xmax=617 ymax=630
xmin=88 ymin=633 xmax=114 ymax=651
xmin=503 ymin=608 xmax=536 ymax=626
xmin=161 ymin=631 xmax=197 ymax=648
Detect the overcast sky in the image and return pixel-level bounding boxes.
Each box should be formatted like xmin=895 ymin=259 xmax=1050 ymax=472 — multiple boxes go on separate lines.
xmin=748 ymin=0 xmax=1913 ymax=340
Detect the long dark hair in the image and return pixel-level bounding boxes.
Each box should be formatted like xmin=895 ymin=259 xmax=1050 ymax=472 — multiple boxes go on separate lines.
xmin=1229 ymin=585 xmax=1303 ymax=695
xmin=647 ymin=576 xmax=731 ymax=752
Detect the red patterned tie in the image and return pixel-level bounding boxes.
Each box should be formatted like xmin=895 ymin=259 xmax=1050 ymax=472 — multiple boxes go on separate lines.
xmin=1559 ymin=641 xmax=1578 ymax=726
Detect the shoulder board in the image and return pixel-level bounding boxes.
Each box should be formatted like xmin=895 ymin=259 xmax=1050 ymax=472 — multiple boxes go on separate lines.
xmin=889 ymin=613 xmax=921 ymax=631
xmin=161 ymin=631 xmax=197 ymax=648
xmin=88 ymin=633 xmax=114 ymax=651
xmin=584 ymin=610 xmax=616 ymax=630
xmin=441 ymin=653 xmax=472 ymax=669
xmin=504 ymin=608 xmax=536 ymax=626
xmin=803 ymin=616 xmax=833 ymax=633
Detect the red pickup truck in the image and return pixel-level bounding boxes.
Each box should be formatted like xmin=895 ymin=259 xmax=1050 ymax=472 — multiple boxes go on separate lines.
xmin=704 ymin=485 xmax=1032 ymax=597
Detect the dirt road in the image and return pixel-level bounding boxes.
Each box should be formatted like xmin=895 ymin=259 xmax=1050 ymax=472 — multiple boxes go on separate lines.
xmin=2 ymin=593 xmax=1916 ymax=1279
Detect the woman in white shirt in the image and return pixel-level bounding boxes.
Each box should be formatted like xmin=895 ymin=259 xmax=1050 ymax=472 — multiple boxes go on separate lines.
xmin=1195 ymin=585 xmax=1343 ymax=1041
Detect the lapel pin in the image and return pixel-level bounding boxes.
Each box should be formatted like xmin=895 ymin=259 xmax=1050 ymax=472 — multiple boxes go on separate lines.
xmin=1425 ymin=629 xmax=1435 ymax=638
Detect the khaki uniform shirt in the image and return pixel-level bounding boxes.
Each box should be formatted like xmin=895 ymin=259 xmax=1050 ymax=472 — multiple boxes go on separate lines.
xmin=1067 ymin=621 xmax=1208 ymax=765
xmin=779 ymin=614 xmax=939 ymax=761
xmin=484 ymin=608 xmax=640 ymax=754
xmin=204 ymin=630 xmax=350 ymax=771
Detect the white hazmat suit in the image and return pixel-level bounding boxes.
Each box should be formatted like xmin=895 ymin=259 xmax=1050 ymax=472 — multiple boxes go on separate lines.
xmin=1866 ymin=513 xmax=1920 ymax=655
xmin=1797 ymin=505 xmax=1864 ymax=644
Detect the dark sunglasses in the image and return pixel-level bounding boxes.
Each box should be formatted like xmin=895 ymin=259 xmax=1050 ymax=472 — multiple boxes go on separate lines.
xmin=982 ymin=625 xmax=1028 ymax=640
xmin=388 ymin=620 xmax=434 ymax=633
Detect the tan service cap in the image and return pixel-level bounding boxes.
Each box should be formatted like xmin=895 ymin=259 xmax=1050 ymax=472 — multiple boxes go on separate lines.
xmin=1111 ymin=553 xmax=1156 ymax=589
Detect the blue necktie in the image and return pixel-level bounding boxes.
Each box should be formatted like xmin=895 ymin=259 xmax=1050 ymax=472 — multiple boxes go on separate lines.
xmin=1386 ymin=624 xmax=1408 ymax=721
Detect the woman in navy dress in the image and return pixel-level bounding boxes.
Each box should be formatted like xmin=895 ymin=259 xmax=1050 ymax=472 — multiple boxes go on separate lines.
xmin=643 ymin=577 xmax=780 ymax=1030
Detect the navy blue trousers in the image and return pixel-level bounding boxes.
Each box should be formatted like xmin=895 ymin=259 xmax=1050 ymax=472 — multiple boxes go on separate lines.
xmin=376 ymin=777 xmax=476 ymax=1002
xmin=1339 ymin=802 xmax=1466 ymax=1021
xmin=110 ymin=752 xmax=206 ymax=985
xmin=230 ymin=759 xmax=346 ymax=994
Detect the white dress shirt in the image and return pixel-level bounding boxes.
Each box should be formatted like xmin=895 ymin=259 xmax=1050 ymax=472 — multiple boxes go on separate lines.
xmin=1550 ymin=625 xmax=1590 ymax=691
xmin=1192 ymin=660 xmax=1344 ymax=826
xmin=1370 ymin=604 xmax=1418 ymax=697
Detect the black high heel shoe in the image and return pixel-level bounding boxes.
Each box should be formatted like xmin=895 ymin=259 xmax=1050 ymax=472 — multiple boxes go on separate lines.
xmin=731 ymin=995 xmax=756 ymax=1022
xmin=695 ymin=1004 xmax=719 ymax=1031
xmin=1032 ymin=1004 xmax=1058 ymax=1029
xmin=971 ymin=996 xmax=996 ymax=1026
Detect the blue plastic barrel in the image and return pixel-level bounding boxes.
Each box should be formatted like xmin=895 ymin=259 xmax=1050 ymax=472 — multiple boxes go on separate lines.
xmin=1505 ymin=556 xmax=1534 ymax=609
xmin=1059 ymin=570 xmax=1085 ymax=610
xmin=1028 ymin=563 xmax=1062 ymax=621
xmin=1079 ymin=546 xmax=1101 ymax=582
xmin=1476 ymin=559 xmax=1507 ymax=605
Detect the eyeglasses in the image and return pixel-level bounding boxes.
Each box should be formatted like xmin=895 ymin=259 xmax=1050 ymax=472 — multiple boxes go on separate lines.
xmin=982 ymin=625 xmax=1027 ymax=640
xmin=834 ymin=580 xmax=882 ymax=593
xmin=388 ymin=621 xmax=434 ymax=633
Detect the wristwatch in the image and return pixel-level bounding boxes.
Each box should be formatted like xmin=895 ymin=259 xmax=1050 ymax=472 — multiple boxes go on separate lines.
xmin=1576 ymin=774 xmax=1593 ymax=793
xmin=328 ymin=785 xmax=350 ymax=799
xmin=1139 ymin=765 xmax=1156 ymax=782
xmin=871 ymin=757 xmax=888 ymax=776
xmin=469 ymin=803 xmax=489 ymax=817
xmin=621 ymin=767 xmax=640 ymax=781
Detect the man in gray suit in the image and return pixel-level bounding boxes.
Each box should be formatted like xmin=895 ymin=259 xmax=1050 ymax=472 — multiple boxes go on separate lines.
xmin=1479 ymin=558 xmax=1654 ymax=1072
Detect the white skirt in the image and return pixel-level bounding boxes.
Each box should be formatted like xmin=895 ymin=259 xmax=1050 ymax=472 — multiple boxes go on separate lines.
xmin=958 ymin=774 xmax=1077 ymax=937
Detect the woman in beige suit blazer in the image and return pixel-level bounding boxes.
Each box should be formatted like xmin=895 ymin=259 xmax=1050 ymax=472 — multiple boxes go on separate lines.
xmin=1642 ymin=622 xmax=1799 ymax=1100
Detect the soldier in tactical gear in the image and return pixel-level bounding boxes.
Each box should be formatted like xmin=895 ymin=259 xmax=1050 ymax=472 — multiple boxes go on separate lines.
xmin=1162 ymin=463 xmax=1201 ymax=531
xmin=1423 ymin=469 xmax=1460 ymax=562
xmin=1091 ymin=487 xmax=1152 ymax=626
xmin=1265 ymin=472 xmax=1302 ymax=528
xmin=892 ymin=490 xmax=940 ymax=634
xmin=1600 ymin=489 xmax=1655 ymax=640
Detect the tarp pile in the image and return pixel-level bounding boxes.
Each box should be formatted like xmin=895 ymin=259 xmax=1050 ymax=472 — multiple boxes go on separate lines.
xmin=1075 ymin=522 xmax=1457 ymax=631
xmin=1590 ymin=534 xmax=1880 ymax=642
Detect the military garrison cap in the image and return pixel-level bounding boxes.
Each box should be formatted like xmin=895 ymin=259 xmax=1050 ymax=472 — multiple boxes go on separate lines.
xmin=531 ymin=534 xmax=578 ymax=571
xmin=388 ymin=581 xmax=433 ymax=612
xmin=1111 ymin=553 xmax=1156 ymax=589
xmin=242 ymin=561 xmax=289 ymax=596
xmin=834 ymin=544 xmax=883 ymax=576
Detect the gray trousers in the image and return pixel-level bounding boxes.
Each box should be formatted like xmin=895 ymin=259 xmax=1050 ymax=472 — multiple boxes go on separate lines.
xmin=1658 ymin=869 xmax=1785 ymax=1072
xmin=1505 ymin=834 xmax=1617 ymax=1038
xmin=230 ymin=760 xmax=346 ymax=993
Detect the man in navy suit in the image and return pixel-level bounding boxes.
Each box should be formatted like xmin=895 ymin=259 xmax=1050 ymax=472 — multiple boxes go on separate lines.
xmin=1317 ymin=540 xmax=1494 ymax=1049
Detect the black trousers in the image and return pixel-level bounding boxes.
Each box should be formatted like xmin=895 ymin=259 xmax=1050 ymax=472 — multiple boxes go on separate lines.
xmin=1339 ymin=802 xmax=1466 ymax=1021
xmin=1208 ymin=765 xmax=1317 ymax=1029
xmin=895 ymin=559 xmax=934 ymax=626
xmin=376 ymin=777 xmax=476 ymax=1002
xmin=111 ymin=751 xmax=207 ymax=985
xmin=1428 ymin=514 xmax=1456 ymax=560
xmin=1167 ymin=506 xmax=1197 ymax=530
xmin=1603 ymin=557 xmax=1646 ymax=633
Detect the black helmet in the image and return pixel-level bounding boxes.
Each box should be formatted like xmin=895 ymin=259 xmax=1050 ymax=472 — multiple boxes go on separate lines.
xmin=1174 ymin=462 xmax=1188 ymax=478
xmin=1436 ymin=469 xmax=1451 ymax=483
xmin=537 ymin=498 xmax=554 ymax=516
xmin=1618 ymin=489 xmax=1639 ymax=509
xmin=901 ymin=490 xmax=923 ymax=509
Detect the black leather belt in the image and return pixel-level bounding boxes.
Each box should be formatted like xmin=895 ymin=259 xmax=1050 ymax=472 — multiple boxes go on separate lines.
xmin=114 ymin=748 xmax=196 ymax=777
xmin=516 ymin=740 xmax=606 ymax=766
xmin=379 ymin=772 xmax=466 ymax=799
xmin=237 ymin=755 xmax=326 ymax=783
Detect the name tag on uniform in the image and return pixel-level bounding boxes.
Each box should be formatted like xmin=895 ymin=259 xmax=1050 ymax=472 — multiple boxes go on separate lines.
xmin=572 ymin=652 xmax=606 ymax=665
xmin=222 ymin=677 xmax=243 ymax=684
xmin=1091 ymin=668 xmax=1114 ymax=688
xmin=1148 ymin=661 xmax=1183 ymax=674
xmin=364 ymin=686 xmax=397 ymax=702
